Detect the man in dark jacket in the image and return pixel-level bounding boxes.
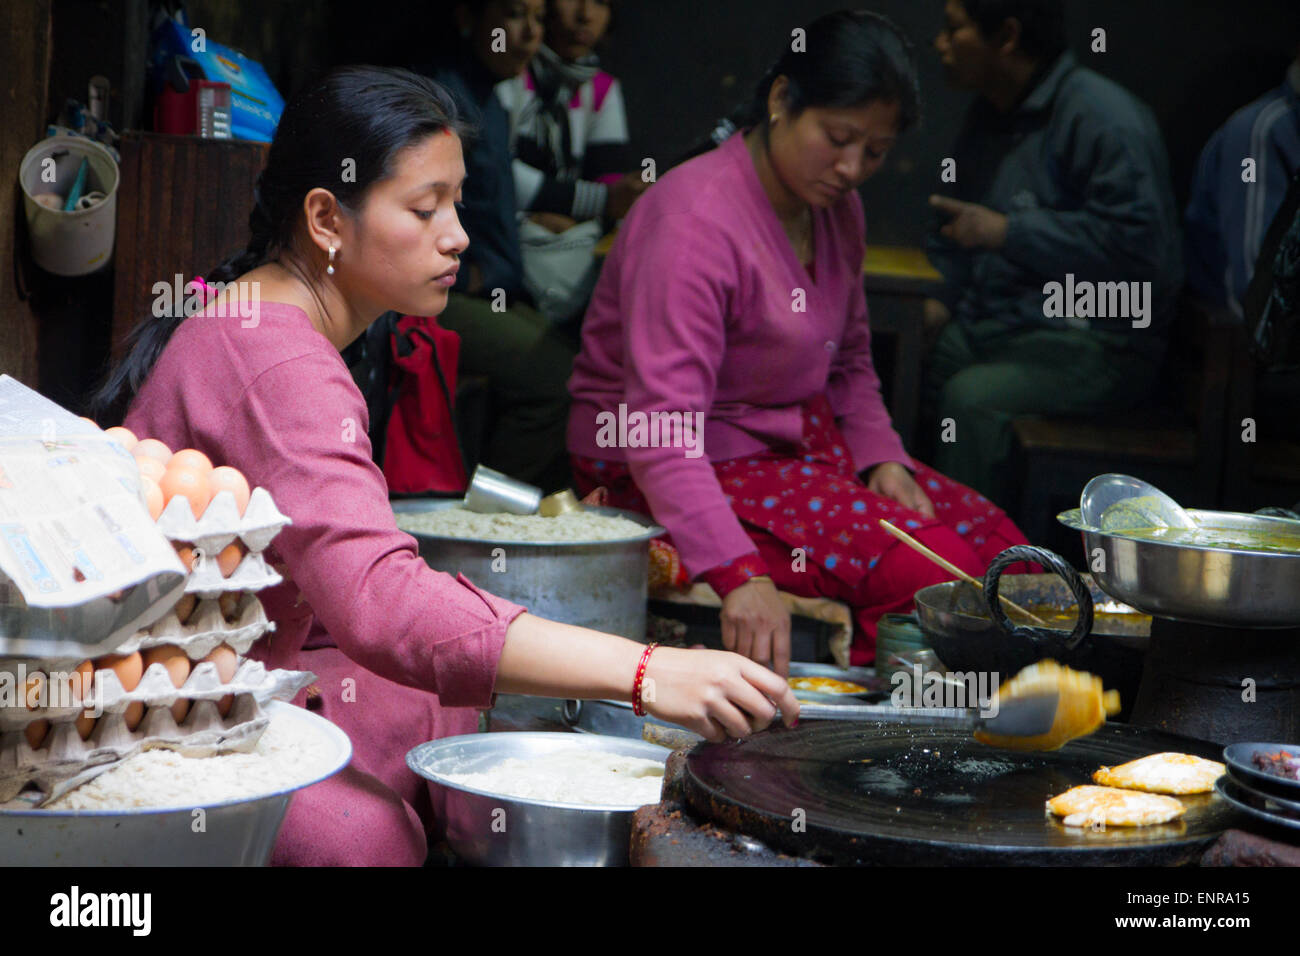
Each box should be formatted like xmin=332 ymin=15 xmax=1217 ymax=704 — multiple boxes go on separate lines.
xmin=922 ymin=0 xmax=1183 ymax=505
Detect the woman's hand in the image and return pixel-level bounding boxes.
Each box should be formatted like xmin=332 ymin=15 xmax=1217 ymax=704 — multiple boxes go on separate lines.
xmin=530 ymin=211 xmax=579 ymax=233
xmin=719 ymin=577 xmax=792 ymax=677
xmin=640 ymin=645 xmax=800 ymax=742
xmin=867 ymin=461 xmax=935 ymax=519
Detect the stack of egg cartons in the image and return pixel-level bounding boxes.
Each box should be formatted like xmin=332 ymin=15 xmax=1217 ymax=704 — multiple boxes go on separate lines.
xmin=0 ymin=440 xmax=315 ymax=806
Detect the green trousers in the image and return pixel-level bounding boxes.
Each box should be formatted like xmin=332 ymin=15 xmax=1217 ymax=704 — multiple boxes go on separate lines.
xmin=922 ymin=319 xmax=1160 ymax=508
xmin=437 ymin=293 xmax=577 ymax=492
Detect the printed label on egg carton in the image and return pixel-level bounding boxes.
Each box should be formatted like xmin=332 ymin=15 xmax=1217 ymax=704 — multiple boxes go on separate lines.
xmin=156 ymin=486 xmax=291 ymax=556
xmin=0 ymin=659 xmax=316 ymax=805
xmin=0 ymin=593 xmax=274 ymax=681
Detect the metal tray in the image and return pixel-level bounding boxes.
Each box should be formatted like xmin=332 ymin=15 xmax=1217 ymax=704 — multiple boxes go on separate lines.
xmin=1058 ymin=508 xmax=1300 ymax=627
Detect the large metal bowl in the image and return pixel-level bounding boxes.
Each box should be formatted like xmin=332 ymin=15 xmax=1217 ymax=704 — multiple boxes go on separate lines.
xmin=393 ymin=498 xmax=663 ymax=640
xmin=1058 ymin=508 xmax=1300 ymax=627
xmin=407 ymin=731 xmax=668 ymax=866
xmin=0 ymin=701 xmax=352 ymax=866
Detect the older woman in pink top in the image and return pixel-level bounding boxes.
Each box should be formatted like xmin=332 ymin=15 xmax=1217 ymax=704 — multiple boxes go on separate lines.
xmin=96 ymin=66 xmax=797 ymax=866
xmin=568 ymin=11 xmax=1033 ymax=671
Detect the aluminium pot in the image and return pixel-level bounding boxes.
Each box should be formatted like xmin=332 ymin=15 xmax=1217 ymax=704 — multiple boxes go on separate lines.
xmin=392 ymin=498 xmax=663 ymax=640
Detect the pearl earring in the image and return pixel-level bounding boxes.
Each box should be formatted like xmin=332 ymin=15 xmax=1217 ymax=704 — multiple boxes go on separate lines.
xmin=770 ymin=113 xmax=779 ymax=124
xmin=327 ymin=246 xmax=336 ymax=275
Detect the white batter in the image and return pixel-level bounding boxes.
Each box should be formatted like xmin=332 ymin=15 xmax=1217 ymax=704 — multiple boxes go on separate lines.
xmin=443 ymin=749 xmax=666 ymax=806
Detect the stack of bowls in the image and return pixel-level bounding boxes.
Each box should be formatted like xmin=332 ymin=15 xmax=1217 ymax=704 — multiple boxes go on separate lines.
xmin=1216 ymin=742 xmax=1300 ymax=833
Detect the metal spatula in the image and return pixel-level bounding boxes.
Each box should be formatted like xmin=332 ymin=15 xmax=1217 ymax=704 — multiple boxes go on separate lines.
xmin=641 ymin=691 xmax=1059 ymax=751
xmin=797 ymin=691 xmax=1059 ymax=736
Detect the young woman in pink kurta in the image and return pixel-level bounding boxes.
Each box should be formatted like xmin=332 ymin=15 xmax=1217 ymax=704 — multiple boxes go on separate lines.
xmin=97 ymin=66 xmax=797 ymax=866
xmin=567 ymin=11 xmax=1033 ymax=668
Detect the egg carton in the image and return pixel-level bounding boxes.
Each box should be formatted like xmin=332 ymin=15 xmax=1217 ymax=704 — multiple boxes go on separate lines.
xmin=0 ymin=695 xmax=269 ymax=806
xmin=0 ymin=593 xmax=274 ymax=681
xmin=0 ymin=660 xmax=315 ymax=804
xmin=125 ymin=591 xmax=273 ymax=659
xmin=181 ymin=546 xmax=282 ymax=597
xmin=156 ymin=486 xmax=291 ymax=556
xmin=0 ymin=656 xmax=309 ymax=732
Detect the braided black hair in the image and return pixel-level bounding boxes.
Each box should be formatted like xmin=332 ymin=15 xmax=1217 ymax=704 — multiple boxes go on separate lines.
xmin=92 ymin=65 xmax=467 ymax=423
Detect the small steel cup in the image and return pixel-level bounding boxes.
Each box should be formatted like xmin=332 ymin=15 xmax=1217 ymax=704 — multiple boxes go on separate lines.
xmin=464 ymin=465 xmax=542 ymax=515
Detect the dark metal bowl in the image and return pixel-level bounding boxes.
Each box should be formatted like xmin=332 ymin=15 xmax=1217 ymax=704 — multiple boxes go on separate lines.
xmin=912 ymin=546 xmax=1149 ymax=707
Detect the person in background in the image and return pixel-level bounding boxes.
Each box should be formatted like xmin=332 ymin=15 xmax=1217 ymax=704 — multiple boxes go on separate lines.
xmin=96 ymin=66 xmax=798 ymax=866
xmin=567 ymin=11 xmax=1035 ymax=669
xmin=1185 ymin=38 xmax=1300 ymax=317
xmin=922 ymin=0 xmax=1183 ymax=507
xmin=421 ymin=0 xmax=576 ymax=491
xmin=496 ymin=0 xmax=648 ymax=330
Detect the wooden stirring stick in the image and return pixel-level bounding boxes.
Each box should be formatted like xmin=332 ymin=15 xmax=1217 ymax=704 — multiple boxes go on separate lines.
xmin=878 ymin=519 xmax=1049 ymax=627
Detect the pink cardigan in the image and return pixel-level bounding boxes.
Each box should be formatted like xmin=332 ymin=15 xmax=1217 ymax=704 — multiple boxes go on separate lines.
xmin=567 ymin=132 xmax=911 ymax=579
xmin=126 ymin=301 xmax=523 ymax=709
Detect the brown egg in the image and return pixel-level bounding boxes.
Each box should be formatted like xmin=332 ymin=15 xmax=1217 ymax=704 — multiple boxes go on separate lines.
xmin=202 ymin=644 xmax=239 ymax=717
xmin=208 ymin=466 xmax=251 ymax=515
xmin=159 ymin=466 xmax=212 ymax=520
xmin=24 ymin=718 xmax=49 ymax=749
xmin=218 ymin=591 xmax=241 ymax=621
xmin=140 ymin=476 xmax=165 ymax=520
xmin=143 ymin=645 xmax=190 ymax=724
xmin=216 ymin=542 xmax=246 ymax=577
xmin=136 ymin=456 xmax=166 ymax=483
xmin=174 ymin=592 xmax=197 ymax=624
xmin=123 ymin=701 xmax=144 ymax=731
xmin=174 ymin=544 xmax=197 ymax=571
xmin=104 ymin=426 xmax=138 ymax=451
xmin=22 ymin=672 xmax=45 ymax=709
xmin=142 ymin=645 xmax=190 ymax=687
xmin=74 ymin=712 xmax=96 ymax=740
xmin=70 ymin=659 xmax=94 ymax=705
xmin=132 ymin=438 xmax=173 ymax=465
xmin=167 ymin=448 xmax=214 ymax=476
xmin=94 ymin=651 xmax=143 ymax=693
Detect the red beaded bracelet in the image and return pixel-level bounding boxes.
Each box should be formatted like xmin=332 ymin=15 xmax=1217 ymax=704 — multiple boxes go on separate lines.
xmin=632 ymin=642 xmax=659 ymax=717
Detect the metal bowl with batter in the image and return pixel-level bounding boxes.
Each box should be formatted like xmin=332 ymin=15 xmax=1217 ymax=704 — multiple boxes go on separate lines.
xmin=1058 ymin=508 xmax=1300 ymax=627
xmin=407 ymin=731 xmax=669 ymax=866
xmin=393 ymin=498 xmax=663 ymax=639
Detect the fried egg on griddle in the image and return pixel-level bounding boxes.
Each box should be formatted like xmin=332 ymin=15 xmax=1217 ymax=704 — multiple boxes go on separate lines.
xmin=1046 ymin=785 xmax=1186 ymax=828
xmin=1092 ymin=752 xmax=1225 ymax=794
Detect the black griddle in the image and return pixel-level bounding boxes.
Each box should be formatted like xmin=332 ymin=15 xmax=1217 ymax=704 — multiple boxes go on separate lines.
xmin=683 ymin=721 xmax=1241 ymax=866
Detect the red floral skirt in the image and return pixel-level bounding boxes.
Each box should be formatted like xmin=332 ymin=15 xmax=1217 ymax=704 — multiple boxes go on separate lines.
xmin=573 ymin=395 xmax=1032 ymax=664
